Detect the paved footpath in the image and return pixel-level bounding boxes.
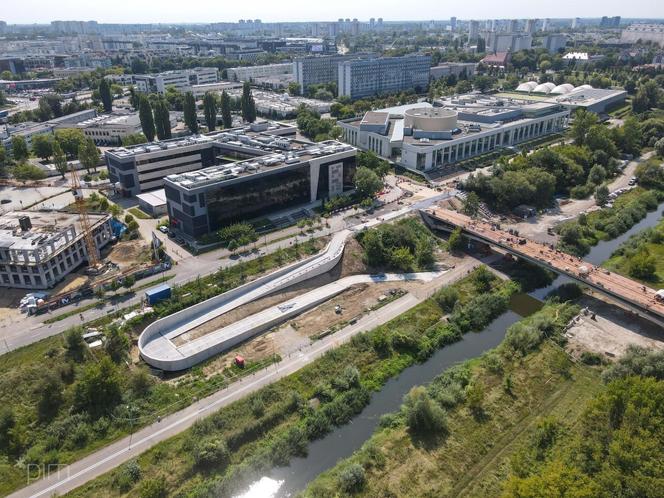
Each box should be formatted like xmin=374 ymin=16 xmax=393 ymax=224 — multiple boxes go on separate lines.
xmin=10 ymin=259 xmax=480 ymax=498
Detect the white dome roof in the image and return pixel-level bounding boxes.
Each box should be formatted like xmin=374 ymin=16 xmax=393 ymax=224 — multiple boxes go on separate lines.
xmin=574 ymin=84 xmax=593 ymax=91
xmin=533 ymin=82 xmax=556 ymax=94
xmin=550 ymin=83 xmax=575 ymax=94
xmin=516 ymin=81 xmax=538 ymax=92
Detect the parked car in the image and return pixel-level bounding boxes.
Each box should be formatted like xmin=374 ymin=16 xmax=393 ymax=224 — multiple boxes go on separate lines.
xmin=158 ymin=226 xmax=169 ymax=234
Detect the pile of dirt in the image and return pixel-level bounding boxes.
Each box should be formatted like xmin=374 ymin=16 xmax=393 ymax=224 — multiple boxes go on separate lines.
xmin=107 ymin=241 xmax=150 ymax=268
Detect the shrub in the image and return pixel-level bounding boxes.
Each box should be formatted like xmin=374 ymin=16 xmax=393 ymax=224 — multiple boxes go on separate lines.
xmin=193 ymin=438 xmax=230 ymax=469
xmin=138 ymin=478 xmax=168 ymax=498
xmin=114 ymin=460 xmax=141 ymax=492
xmin=403 ymin=386 xmax=448 ymax=437
xmin=338 ymin=463 xmax=366 ymax=493
xmin=433 ymin=286 xmax=459 ymax=313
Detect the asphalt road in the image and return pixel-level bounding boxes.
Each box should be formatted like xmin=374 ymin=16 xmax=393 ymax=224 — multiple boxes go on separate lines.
xmin=0 ymin=183 xmax=453 ymax=354
xmin=10 ymin=258 xmax=480 ymax=498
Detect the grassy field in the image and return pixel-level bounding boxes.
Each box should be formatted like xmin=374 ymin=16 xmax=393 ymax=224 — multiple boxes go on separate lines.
xmin=127 ymin=207 xmax=152 ymax=220
xmin=302 ymin=304 xmax=605 ymax=498
xmin=63 ymin=270 xmax=516 ymax=498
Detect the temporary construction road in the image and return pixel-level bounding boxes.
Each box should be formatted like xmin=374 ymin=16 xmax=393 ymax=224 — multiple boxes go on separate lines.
xmin=10 ymin=259 xmax=481 ymax=498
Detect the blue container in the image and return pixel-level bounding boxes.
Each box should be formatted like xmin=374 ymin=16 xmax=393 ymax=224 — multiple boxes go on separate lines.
xmin=145 ymin=283 xmax=171 ymax=305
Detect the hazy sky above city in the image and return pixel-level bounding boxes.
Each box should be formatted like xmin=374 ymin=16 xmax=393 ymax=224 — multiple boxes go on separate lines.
xmin=3 ymin=0 xmax=662 ymax=25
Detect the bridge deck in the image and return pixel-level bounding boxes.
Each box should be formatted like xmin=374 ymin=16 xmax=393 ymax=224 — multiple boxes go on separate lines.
xmin=426 ymin=208 xmax=664 ymax=320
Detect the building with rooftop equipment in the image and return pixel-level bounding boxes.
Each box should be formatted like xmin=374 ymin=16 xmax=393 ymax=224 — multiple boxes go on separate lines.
xmin=76 ymin=112 xmax=177 ymax=146
xmin=338 ymin=55 xmax=431 ymax=100
xmin=225 ymin=88 xmax=331 ymax=117
xmin=105 ymin=121 xmax=299 ymax=196
xmin=0 ymin=211 xmax=113 ymax=289
xmin=339 ymin=96 xmax=569 ymax=173
xmin=512 ymin=82 xmax=627 ymax=113
xmin=131 ymin=67 xmax=219 ymax=94
xmin=226 ymin=63 xmax=293 ymax=82
xmin=163 ymin=139 xmax=356 ymax=237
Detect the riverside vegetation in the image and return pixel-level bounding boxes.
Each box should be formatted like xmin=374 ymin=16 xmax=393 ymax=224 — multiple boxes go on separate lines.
xmin=302 ymin=302 xmax=664 ymax=498
xmin=66 ymin=267 xmax=517 ymax=497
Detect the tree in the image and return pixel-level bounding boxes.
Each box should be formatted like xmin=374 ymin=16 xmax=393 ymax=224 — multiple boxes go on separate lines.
xmin=587 ymin=164 xmax=606 ymax=185
xmin=73 ymin=356 xmax=122 ymax=417
xmin=128 ymin=86 xmax=140 ymax=109
xmin=183 ymin=92 xmax=198 ymax=134
xmin=31 ymin=134 xmax=53 ymax=161
xmin=104 ymin=325 xmax=130 ymax=363
xmin=0 ymin=144 xmax=6 ymax=170
xmin=138 ymin=95 xmax=156 ymax=142
xmin=153 ymin=98 xmax=171 ymax=141
xmin=193 ymin=438 xmax=230 ymax=469
xmin=65 ymin=327 xmax=86 ymax=361
xmin=36 ymin=373 xmax=63 ymax=422
xmin=629 ymin=250 xmax=657 ymax=280
xmin=12 ymin=162 xmax=46 ymax=180
xmin=594 ymin=184 xmax=609 ymax=207
xmin=354 ymin=166 xmax=382 ymax=198
xmin=220 ymin=90 xmax=232 ymax=129
xmin=55 ymin=128 xmax=86 ymax=158
xmin=570 ymin=109 xmax=598 ymax=146
xmin=448 ymin=226 xmax=465 ymax=252
xmin=99 ymin=78 xmax=113 ymax=113
xmin=78 ymin=138 xmax=100 ymax=173
xmin=655 ymin=137 xmax=664 ymax=158
xmin=203 ymin=92 xmax=217 ymax=132
xmin=473 ymin=75 xmax=493 ymax=93
xmin=11 ymin=135 xmax=29 ymax=162
xmin=240 ymin=82 xmax=256 ymax=123
xmin=462 ymin=191 xmax=481 ymax=217
xmin=122 ymin=133 xmax=148 ymax=146
xmin=52 ymin=140 xmax=68 ymax=178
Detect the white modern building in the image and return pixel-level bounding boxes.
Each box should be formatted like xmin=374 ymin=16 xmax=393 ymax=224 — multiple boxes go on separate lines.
xmin=75 ymin=112 xmax=178 ymax=146
xmin=339 ymin=97 xmax=569 ymax=173
xmin=226 ymin=63 xmax=292 ymax=82
xmin=131 ymin=67 xmax=219 ymax=94
xmin=338 ymin=55 xmax=431 ymax=100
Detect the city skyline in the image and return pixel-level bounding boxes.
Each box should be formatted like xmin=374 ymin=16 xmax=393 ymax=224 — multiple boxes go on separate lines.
xmin=3 ymin=0 xmax=663 ymax=25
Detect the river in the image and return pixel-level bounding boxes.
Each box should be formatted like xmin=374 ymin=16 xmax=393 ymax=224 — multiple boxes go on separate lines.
xmin=236 ymin=201 xmax=664 ymax=498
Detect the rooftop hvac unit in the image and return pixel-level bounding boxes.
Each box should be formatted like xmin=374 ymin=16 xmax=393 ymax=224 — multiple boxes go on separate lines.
xmin=18 ymin=215 xmax=32 ymax=232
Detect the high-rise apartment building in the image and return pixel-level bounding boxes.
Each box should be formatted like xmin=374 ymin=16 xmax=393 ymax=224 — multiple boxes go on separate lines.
xmin=338 ymin=55 xmax=431 ymax=100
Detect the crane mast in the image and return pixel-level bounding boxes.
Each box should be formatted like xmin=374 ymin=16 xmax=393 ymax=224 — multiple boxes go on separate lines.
xmin=70 ymin=164 xmax=100 ymax=267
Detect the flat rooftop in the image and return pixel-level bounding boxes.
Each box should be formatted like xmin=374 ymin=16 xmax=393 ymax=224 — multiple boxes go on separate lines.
xmin=0 ymin=210 xmax=110 ymax=255
xmin=105 ymin=121 xmax=297 ymax=160
xmin=361 ymin=111 xmax=390 ymax=126
xmin=166 ymin=140 xmax=354 ymax=190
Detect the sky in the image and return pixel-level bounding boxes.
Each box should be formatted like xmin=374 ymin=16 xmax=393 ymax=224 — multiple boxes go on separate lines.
xmin=3 ymin=0 xmax=663 ymax=25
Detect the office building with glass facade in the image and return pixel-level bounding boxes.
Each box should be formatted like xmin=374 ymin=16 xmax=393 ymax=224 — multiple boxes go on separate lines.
xmin=163 ymin=141 xmax=357 ymax=237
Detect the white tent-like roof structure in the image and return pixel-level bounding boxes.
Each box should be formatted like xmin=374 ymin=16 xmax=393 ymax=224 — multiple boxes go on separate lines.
xmin=551 ymin=83 xmax=575 ymax=94
xmin=533 ymin=82 xmax=556 ymax=94
xmin=516 ymin=81 xmax=538 ymax=92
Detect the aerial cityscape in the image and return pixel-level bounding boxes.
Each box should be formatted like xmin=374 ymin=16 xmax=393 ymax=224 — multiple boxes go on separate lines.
xmin=1 ymin=4 xmax=664 ymax=497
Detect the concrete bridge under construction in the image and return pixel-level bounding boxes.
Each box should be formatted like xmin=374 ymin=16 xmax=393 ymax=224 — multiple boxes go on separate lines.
xmin=422 ymin=207 xmax=664 ymax=329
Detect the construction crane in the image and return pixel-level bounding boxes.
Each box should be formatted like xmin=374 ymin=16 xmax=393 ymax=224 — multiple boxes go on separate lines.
xmin=70 ymin=163 xmax=101 ymax=269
